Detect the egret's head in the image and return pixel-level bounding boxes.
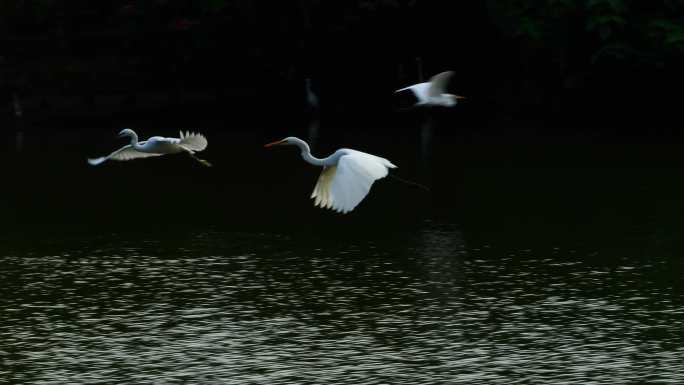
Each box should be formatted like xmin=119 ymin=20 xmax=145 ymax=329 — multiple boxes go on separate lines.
xmin=118 ymin=128 xmax=135 ymax=138
xmin=264 ymin=137 xmax=298 ymax=148
xmin=445 ymin=94 xmax=466 ymax=106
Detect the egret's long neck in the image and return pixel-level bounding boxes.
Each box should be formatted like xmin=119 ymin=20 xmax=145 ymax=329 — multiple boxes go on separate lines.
xmin=127 ymin=132 xmax=143 ymax=150
xmin=292 ymin=138 xmax=327 ymax=166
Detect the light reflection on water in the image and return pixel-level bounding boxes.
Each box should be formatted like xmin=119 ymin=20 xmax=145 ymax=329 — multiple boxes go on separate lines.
xmin=1 ymin=226 xmax=683 ymax=384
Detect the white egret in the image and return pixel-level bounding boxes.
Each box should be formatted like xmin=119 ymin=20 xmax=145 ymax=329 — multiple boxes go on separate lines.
xmin=87 ymin=129 xmax=211 ymax=167
xmin=305 ymin=78 xmax=320 ymax=111
xmin=395 ymin=70 xmax=465 ymax=107
xmin=264 ymin=137 xmax=397 ymax=213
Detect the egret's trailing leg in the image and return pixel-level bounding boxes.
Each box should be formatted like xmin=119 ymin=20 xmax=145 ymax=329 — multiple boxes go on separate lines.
xmin=388 ymin=174 xmax=430 ymax=192
xmin=189 ymin=152 xmax=212 ymax=167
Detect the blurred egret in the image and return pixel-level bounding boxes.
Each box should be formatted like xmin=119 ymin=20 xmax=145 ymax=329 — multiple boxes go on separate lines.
xmin=305 ymin=78 xmax=319 ymax=111
xmin=395 ymin=71 xmax=465 ymax=107
xmin=12 ymin=93 xmax=23 ymax=118
xmin=264 ymin=137 xmax=396 ymax=213
xmin=88 ymin=129 xmax=211 ymax=166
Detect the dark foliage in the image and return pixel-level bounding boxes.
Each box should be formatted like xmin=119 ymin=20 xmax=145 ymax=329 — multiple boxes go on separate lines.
xmin=0 ymin=0 xmax=681 ymax=129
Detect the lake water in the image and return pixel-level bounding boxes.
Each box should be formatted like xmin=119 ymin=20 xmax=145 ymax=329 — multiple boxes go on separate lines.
xmin=2 ymin=116 xmax=684 ymax=383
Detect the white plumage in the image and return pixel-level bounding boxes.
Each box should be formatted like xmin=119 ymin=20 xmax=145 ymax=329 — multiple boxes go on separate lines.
xmin=87 ymin=146 xmax=162 ymax=165
xmin=178 ymin=130 xmax=208 ymax=152
xmin=88 ymin=129 xmax=210 ymax=166
xmin=265 ymin=137 xmax=396 ymax=213
xmin=395 ymin=70 xmax=465 ymax=107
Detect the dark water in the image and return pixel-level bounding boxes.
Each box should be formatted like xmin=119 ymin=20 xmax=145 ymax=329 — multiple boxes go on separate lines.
xmin=2 ymin=117 xmax=684 ymax=383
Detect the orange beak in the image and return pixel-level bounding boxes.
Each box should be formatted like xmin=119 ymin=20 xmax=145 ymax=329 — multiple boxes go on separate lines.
xmin=264 ymin=139 xmax=286 ymax=148
xmin=455 ymin=95 xmax=466 ymax=100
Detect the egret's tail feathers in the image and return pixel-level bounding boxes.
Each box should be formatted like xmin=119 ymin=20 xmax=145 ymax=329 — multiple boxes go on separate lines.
xmin=87 ymin=157 xmax=107 ymax=166
xmin=179 ymin=131 xmax=208 ymax=152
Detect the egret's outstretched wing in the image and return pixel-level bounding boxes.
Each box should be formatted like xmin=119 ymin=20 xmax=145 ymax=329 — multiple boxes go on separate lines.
xmin=311 ymin=150 xmax=397 ymax=213
xmin=87 ymin=143 xmax=162 ymax=166
xmin=395 ymin=82 xmax=430 ymax=104
xmin=427 ymin=71 xmax=454 ymax=96
xmin=311 ymin=165 xmax=337 ymax=210
xmin=179 ymin=131 xmax=208 ymax=152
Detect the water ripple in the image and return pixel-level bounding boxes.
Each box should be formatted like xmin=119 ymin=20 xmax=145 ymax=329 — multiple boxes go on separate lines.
xmin=1 ymin=228 xmax=683 ymax=384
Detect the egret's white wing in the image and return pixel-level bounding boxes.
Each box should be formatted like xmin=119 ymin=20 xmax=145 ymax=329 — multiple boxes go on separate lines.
xmin=311 ymin=150 xmax=397 ymax=213
xmin=396 ymin=82 xmax=430 ymax=104
xmin=427 ymin=71 xmax=454 ymax=96
xmin=311 ymin=165 xmax=337 ymax=210
xmin=179 ymin=131 xmax=208 ymax=152
xmin=87 ymin=142 xmax=163 ymax=166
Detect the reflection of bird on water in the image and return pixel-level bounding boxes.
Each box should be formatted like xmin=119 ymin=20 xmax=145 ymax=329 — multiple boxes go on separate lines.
xmin=264 ymin=137 xmax=396 ymax=213
xmin=395 ymin=71 xmax=465 ymax=107
xmin=88 ymin=129 xmax=211 ymax=167
xmin=417 ymin=224 xmax=467 ymax=284
xmin=419 ymin=116 xmax=434 ymax=166
xmin=15 ymin=131 xmax=24 ymax=152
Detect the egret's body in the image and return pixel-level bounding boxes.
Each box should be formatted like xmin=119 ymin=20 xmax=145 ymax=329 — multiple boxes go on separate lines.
xmin=264 ymin=137 xmax=396 ymax=213
xmin=88 ymin=129 xmax=210 ymax=166
xmin=395 ymin=70 xmax=464 ymax=107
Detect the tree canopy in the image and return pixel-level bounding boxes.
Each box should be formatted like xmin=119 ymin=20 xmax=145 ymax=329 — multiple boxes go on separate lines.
xmin=1 ymin=0 xmax=681 ymax=125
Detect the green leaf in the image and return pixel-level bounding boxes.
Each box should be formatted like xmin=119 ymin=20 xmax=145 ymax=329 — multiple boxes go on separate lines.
xmin=587 ymin=14 xmax=626 ymax=30
xmin=548 ymin=0 xmax=575 ymax=7
xmin=586 ymin=0 xmax=625 ymax=12
xmin=650 ymin=19 xmax=682 ymax=31
xmin=606 ymin=0 xmax=626 ymax=12
xmin=518 ymin=17 xmax=543 ymax=40
xmin=200 ymin=0 xmax=227 ymax=13
xmin=665 ymin=32 xmax=684 ymax=45
xmin=591 ymin=42 xmax=633 ymax=64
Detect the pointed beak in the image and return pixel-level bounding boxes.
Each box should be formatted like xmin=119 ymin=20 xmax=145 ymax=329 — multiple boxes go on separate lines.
xmin=264 ymin=139 xmax=286 ymax=148
xmin=455 ymin=95 xmax=466 ymax=100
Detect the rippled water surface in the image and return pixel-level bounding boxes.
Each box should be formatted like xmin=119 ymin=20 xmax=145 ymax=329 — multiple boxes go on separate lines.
xmin=2 ymin=120 xmax=684 ymax=383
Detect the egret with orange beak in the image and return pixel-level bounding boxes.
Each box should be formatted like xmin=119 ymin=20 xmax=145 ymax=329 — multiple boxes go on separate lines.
xmin=264 ymin=137 xmax=396 ymax=213
xmin=395 ymin=70 xmax=465 ymax=107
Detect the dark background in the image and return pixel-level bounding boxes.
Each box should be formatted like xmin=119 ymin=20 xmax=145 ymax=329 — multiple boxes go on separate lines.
xmin=2 ymin=4 xmax=684 ymax=383
xmin=1 ymin=0 xmax=681 ymax=134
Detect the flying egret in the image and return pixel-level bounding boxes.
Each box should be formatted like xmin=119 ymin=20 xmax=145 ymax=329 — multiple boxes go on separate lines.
xmin=395 ymin=70 xmax=465 ymax=107
xmin=264 ymin=137 xmax=397 ymax=213
xmin=87 ymin=129 xmax=211 ymax=167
